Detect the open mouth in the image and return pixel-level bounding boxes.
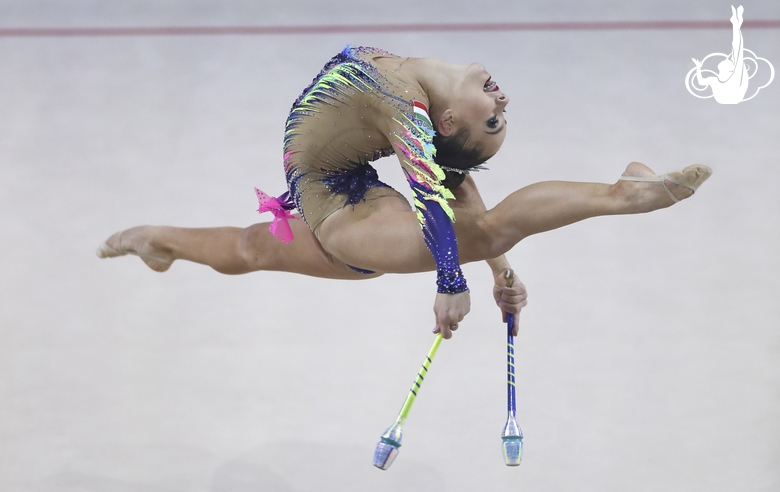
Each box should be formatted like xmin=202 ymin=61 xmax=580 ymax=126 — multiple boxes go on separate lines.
xmin=483 ymin=77 xmax=499 ymax=92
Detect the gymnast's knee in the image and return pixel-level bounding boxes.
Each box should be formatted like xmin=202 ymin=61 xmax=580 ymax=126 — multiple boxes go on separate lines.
xmin=473 ymin=212 xmax=518 ymax=259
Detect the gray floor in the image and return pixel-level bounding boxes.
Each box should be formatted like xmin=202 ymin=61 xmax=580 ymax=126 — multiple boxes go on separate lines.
xmin=2 ymin=1 xmax=779 ymax=491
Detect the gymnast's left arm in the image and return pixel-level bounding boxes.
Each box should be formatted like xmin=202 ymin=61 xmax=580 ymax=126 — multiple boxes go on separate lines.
xmin=451 ymin=176 xmax=527 ymax=335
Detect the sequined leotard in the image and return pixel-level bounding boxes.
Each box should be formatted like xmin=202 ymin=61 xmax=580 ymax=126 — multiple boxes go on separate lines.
xmin=279 ymin=46 xmax=467 ymax=294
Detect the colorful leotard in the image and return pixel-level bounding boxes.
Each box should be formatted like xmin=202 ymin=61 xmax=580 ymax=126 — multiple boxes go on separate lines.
xmin=264 ymin=46 xmax=467 ymax=294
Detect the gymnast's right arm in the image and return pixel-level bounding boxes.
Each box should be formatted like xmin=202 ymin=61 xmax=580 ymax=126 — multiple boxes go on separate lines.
xmin=388 ymin=109 xmax=470 ymax=339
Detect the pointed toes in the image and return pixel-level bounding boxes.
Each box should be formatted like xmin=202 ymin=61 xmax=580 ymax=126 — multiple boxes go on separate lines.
xmin=686 ymin=164 xmax=713 ymax=188
xmin=96 ymin=242 xmax=121 ymax=258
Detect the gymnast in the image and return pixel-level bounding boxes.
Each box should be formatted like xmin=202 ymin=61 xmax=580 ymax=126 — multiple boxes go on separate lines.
xmin=97 ymin=46 xmax=712 ymax=339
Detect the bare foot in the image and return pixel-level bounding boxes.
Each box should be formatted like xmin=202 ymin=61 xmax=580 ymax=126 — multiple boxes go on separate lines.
xmin=615 ymin=162 xmax=712 ymax=213
xmin=96 ymin=226 xmax=174 ymax=272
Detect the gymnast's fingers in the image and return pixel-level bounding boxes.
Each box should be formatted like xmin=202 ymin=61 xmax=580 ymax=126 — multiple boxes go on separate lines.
xmin=501 ymin=284 xmax=528 ymax=313
xmin=434 ymin=323 xmax=453 ymax=340
xmin=503 ymin=282 xmax=527 ymax=299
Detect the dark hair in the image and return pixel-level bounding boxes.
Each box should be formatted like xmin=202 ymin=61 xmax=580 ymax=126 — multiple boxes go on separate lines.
xmin=433 ymin=127 xmax=488 ymax=189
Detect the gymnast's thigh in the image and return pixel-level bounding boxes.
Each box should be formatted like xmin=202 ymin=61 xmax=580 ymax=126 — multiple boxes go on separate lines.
xmin=247 ymin=217 xmax=385 ymax=280
xmin=316 ymin=188 xmax=436 ymax=275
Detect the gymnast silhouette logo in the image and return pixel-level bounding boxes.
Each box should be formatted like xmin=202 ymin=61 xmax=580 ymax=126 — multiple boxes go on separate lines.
xmin=685 ymin=5 xmax=774 ymax=104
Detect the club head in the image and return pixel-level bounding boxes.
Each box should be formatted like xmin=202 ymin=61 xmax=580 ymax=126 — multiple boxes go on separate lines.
xmin=373 ymin=421 xmax=403 ymax=470
xmin=373 ymin=439 xmax=400 ymax=470
xmin=502 ymin=436 xmax=523 ymax=466
xmin=502 ymin=415 xmax=523 ymax=466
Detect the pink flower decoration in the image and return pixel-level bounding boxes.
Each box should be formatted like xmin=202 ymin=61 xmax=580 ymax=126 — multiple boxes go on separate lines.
xmin=255 ymin=187 xmax=298 ymax=244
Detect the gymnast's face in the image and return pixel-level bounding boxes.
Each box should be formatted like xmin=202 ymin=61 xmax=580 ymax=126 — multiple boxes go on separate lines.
xmin=450 ymin=62 xmax=509 ymax=158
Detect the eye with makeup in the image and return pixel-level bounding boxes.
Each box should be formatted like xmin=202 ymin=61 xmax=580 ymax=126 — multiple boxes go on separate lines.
xmin=487 ymin=115 xmax=499 ymax=129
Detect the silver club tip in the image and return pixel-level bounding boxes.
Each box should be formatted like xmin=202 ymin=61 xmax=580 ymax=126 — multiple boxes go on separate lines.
xmin=373 ymin=439 xmax=400 ymax=470
xmin=502 ymin=436 xmax=523 ymax=466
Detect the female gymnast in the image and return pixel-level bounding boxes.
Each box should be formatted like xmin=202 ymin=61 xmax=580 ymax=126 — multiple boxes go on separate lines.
xmin=97 ymin=46 xmax=712 ymax=339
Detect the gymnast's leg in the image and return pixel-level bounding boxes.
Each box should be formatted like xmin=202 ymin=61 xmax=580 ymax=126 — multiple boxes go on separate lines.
xmin=99 ymin=162 xmax=710 ymax=277
xmin=456 ymin=162 xmax=711 ymax=262
xmin=97 ymin=219 xmax=381 ymax=280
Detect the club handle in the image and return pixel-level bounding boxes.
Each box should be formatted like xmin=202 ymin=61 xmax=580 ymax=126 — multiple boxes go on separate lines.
xmin=504 ymin=269 xmax=517 ymax=415
xmin=398 ymin=333 xmax=443 ymax=421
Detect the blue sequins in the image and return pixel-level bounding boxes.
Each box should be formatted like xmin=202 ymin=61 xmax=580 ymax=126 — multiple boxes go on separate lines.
xmin=321 ymin=164 xmax=389 ymax=206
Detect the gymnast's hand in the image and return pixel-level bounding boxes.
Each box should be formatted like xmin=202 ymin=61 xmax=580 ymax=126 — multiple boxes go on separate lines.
xmin=433 ymin=291 xmax=471 ymax=339
xmin=493 ymin=272 xmax=528 ymax=336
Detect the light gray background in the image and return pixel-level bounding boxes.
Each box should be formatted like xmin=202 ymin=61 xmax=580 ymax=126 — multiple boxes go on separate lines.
xmin=1 ymin=1 xmax=778 ymax=491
